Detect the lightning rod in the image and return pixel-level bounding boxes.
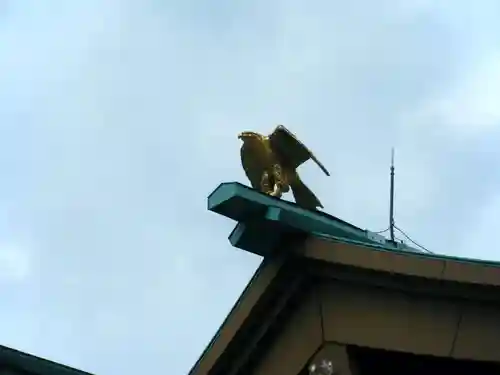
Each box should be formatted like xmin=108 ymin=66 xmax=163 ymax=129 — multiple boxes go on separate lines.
xmin=389 ymin=148 xmax=395 ymax=242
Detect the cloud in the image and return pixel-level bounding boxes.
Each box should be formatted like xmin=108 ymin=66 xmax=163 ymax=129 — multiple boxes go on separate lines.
xmin=406 ymin=52 xmax=500 ymax=138
xmin=456 ymin=191 xmax=500 ymax=259
xmin=0 ymin=243 xmax=31 ymax=283
xmin=0 ymin=1 xmax=500 ymax=375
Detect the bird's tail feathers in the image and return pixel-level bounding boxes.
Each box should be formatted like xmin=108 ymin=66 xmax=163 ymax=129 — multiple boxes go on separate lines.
xmin=290 ymin=177 xmax=323 ymax=210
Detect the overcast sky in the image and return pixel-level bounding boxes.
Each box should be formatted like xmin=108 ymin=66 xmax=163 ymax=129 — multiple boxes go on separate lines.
xmin=1 ymin=0 xmax=500 ymax=374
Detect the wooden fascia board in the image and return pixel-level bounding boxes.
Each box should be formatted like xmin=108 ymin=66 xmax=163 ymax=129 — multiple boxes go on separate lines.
xmin=188 ymin=256 xmax=286 ymax=375
xmin=300 ymin=237 xmax=500 ymax=288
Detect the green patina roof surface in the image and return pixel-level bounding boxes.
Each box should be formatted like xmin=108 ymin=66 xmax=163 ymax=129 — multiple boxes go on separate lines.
xmin=0 ymin=344 xmax=93 ymax=375
xmin=208 ymin=182 xmax=500 ymax=267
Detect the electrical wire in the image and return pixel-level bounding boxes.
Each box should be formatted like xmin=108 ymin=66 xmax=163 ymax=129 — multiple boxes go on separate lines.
xmin=373 ymin=227 xmax=390 ymax=234
xmin=393 ymin=225 xmax=434 ymax=254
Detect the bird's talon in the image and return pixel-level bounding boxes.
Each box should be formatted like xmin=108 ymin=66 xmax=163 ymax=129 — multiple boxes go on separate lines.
xmin=270 ymin=184 xmax=283 ymax=198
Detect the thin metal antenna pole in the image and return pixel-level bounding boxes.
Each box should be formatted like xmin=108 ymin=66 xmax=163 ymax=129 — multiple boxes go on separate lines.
xmin=389 ymin=148 xmax=395 ymax=242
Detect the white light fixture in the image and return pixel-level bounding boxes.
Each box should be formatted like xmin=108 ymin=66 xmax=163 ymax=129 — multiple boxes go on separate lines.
xmin=308 ymin=359 xmax=334 ymax=375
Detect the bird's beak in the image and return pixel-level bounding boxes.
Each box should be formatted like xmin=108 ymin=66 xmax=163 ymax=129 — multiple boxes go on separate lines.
xmin=239 ymin=131 xmax=257 ymax=141
xmin=238 ymin=132 xmax=250 ymax=140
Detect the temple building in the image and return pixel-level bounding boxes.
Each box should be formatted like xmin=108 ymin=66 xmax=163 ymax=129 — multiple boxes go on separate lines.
xmin=0 ymin=344 xmax=91 ymax=375
xmin=189 ymin=182 xmax=500 ymax=375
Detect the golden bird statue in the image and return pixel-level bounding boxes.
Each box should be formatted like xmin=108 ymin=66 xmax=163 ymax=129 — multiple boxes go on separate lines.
xmin=238 ymin=125 xmax=330 ymax=210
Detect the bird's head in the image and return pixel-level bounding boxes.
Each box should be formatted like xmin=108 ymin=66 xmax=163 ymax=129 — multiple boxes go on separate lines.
xmin=238 ymin=131 xmax=261 ymax=142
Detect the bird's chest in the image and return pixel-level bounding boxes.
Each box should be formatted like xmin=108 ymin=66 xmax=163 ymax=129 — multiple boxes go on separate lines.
xmin=247 ymin=142 xmax=277 ymax=166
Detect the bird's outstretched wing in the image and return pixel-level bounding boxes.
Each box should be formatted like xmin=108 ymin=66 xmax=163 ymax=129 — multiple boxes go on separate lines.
xmin=268 ymin=125 xmax=330 ymax=176
xmin=240 ymin=143 xmax=264 ymax=189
